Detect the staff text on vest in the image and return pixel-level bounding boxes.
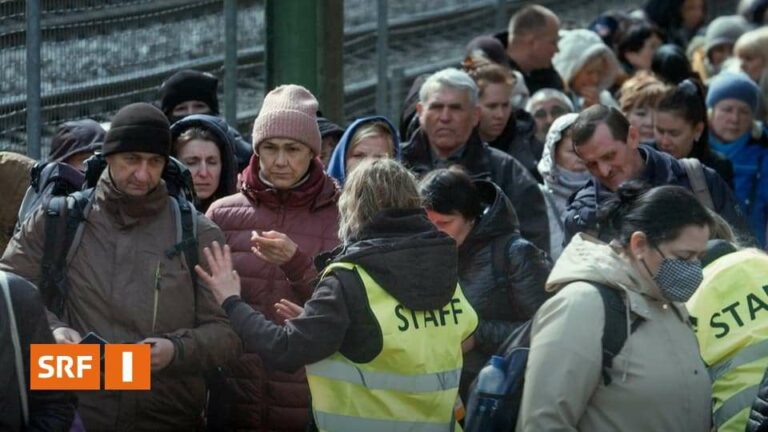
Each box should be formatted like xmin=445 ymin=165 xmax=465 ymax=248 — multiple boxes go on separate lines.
xmin=394 ymin=298 xmax=464 ymax=331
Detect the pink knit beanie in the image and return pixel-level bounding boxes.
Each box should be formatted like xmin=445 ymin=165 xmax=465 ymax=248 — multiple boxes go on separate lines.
xmin=252 ymin=85 xmax=321 ymax=155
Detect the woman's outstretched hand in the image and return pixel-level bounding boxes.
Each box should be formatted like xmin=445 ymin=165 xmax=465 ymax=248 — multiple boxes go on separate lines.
xmin=195 ymin=241 xmax=241 ymax=306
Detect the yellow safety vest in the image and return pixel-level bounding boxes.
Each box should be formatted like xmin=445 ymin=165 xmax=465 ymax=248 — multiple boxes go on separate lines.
xmin=686 ymin=249 xmax=768 ymax=432
xmin=306 ymin=262 xmax=478 ymax=432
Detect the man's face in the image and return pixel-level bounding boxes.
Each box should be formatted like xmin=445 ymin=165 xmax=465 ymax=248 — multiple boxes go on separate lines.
xmin=710 ymin=98 xmax=753 ymax=142
xmin=171 ymin=100 xmax=212 ymax=118
xmin=417 ymin=86 xmax=480 ymax=157
xmin=107 ymin=152 xmax=166 ymax=196
xmin=574 ymin=123 xmax=641 ymax=191
xmin=530 ymin=16 xmax=560 ymax=69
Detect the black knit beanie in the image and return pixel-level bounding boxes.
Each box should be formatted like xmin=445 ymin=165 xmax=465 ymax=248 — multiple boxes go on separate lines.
xmin=103 ymin=103 xmax=171 ymax=157
xmin=159 ymin=69 xmax=219 ymax=116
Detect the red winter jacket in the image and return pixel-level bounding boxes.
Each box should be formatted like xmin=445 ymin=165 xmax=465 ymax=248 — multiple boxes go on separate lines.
xmin=206 ymin=156 xmax=340 ymax=431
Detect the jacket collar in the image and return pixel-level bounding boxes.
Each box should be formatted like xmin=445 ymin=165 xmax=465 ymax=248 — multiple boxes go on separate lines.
xmin=405 ymin=129 xmax=492 ymax=177
xmin=242 ymin=156 xmax=339 ymax=211
xmin=96 ymin=169 xmax=168 ymax=228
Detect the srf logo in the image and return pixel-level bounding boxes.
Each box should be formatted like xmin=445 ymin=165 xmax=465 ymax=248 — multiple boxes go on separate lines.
xmin=31 ymin=344 xmax=151 ymax=390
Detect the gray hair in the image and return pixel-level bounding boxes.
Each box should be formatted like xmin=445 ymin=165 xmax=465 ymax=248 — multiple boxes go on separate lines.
xmin=337 ymin=158 xmax=422 ymax=244
xmin=525 ymin=88 xmax=575 ymax=113
xmin=419 ymin=68 xmax=479 ymax=106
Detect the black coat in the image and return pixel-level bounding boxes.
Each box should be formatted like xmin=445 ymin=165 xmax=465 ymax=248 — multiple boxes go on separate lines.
xmin=457 ymin=180 xmax=551 ymax=399
xmin=402 ymin=129 xmax=551 ymax=254
xmin=0 ymin=271 xmax=76 ymax=432
xmin=563 ymin=145 xmax=750 ymax=245
xmin=747 ymin=366 xmax=768 ymax=432
xmin=487 ymin=109 xmax=544 ymax=183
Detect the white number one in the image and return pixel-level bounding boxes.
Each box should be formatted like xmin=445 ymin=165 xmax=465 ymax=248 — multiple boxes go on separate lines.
xmin=122 ymin=352 xmax=133 ymax=383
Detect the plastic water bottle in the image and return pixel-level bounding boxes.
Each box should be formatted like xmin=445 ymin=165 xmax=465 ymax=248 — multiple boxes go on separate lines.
xmin=465 ymin=355 xmax=506 ymax=432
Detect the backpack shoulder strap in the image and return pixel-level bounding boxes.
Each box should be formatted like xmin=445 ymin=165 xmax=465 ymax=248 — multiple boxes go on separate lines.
xmin=680 ymin=158 xmax=715 ymax=211
xmin=0 ymin=272 xmax=28 ymax=427
xmin=593 ymin=282 xmax=644 ymax=386
xmin=40 ymin=189 xmax=93 ymax=317
xmin=165 ymin=196 xmax=199 ymax=287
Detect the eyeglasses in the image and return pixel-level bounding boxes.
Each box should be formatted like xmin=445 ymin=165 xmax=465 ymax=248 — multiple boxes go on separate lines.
xmin=532 ymin=105 xmax=569 ymax=120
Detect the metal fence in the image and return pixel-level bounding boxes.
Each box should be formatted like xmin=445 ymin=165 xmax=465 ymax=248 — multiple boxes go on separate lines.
xmin=0 ymin=0 xmax=740 ymax=157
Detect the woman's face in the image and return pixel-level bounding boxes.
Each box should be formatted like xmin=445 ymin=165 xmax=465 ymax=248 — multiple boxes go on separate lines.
xmin=346 ymin=134 xmax=392 ymax=174
xmin=710 ymin=99 xmax=754 ymax=142
xmin=625 ymin=34 xmax=663 ymax=71
xmin=626 ymin=105 xmax=657 ymax=143
xmin=257 ymin=138 xmax=313 ymax=190
xmin=176 ymin=139 xmax=222 ymax=200
xmin=425 ymin=210 xmax=474 ymax=247
xmin=478 ymin=83 xmax=513 ymax=142
xmin=681 ymin=0 xmax=705 ymax=30
xmin=571 ymin=56 xmax=605 ymax=95
xmin=630 ymin=224 xmax=709 ymax=281
xmin=530 ymin=99 xmax=570 ymax=142
xmin=655 ymin=111 xmax=703 ymax=159
xmin=738 ymin=50 xmax=766 ymax=82
xmin=554 ymin=135 xmax=587 ymax=172
xmin=709 ymin=44 xmax=734 ymax=68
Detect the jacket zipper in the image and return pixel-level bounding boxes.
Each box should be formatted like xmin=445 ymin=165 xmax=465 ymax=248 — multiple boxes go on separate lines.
xmin=152 ymin=261 xmax=162 ymax=334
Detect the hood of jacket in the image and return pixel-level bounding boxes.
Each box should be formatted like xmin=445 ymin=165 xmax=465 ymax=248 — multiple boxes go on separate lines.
xmin=547 ymin=233 xmax=662 ymax=301
xmin=537 ymin=113 xmax=590 ymax=197
xmin=242 ymin=155 xmax=339 ymax=211
xmin=462 ymin=179 xmax=519 ymax=247
xmin=48 ymin=119 xmax=105 ymax=163
xmin=170 ymin=114 xmax=239 ymax=209
xmin=553 ymin=29 xmax=620 ymax=91
xmin=334 ymin=208 xmax=458 ymax=311
xmin=326 ymin=116 xmax=401 ymax=186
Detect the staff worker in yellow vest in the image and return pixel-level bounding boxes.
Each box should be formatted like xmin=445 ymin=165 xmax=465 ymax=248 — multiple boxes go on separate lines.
xmin=687 ymin=246 xmax=768 ymax=432
xmin=195 ymin=158 xmax=478 ymax=432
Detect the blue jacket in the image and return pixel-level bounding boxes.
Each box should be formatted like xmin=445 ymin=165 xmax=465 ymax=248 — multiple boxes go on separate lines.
xmin=710 ymin=127 xmax=768 ymax=247
xmin=326 ymin=116 xmax=400 ymax=186
xmin=563 ymin=144 xmax=750 ymax=245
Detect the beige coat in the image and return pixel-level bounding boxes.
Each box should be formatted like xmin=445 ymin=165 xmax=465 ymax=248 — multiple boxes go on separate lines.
xmin=1 ymin=170 xmax=242 ymax=432
xmin=517 ymin=233 xmax=711 ymax=432
xmin=0 ymin=151 xmax=34 ymax=252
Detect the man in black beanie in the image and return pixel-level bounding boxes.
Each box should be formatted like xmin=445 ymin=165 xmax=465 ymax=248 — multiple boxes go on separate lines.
xmin=1 ymin=102 xmax=241 ymax=431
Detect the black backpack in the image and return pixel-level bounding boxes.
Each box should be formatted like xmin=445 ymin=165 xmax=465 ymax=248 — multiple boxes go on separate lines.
xmin=15 ymin=160 xmax=86 ymax=235
xmin=464 ymin=282 xmax=644 ymax=431
xmin=38 ymin=153 xmax=199 ymax=317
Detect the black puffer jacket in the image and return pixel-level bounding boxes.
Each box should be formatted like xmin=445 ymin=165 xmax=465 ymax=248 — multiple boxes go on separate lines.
xmin=0 ymin=271 xmax=76 ymax=431
xmin=563 ymin=144 xmax=750 ymax=245
xmin=457 ymin=180 xmax=551 ymax=399
xmin=747 ymin=366 xmax=768 ymax=432
xmin=487 ymin=109 xmax=544 ymax=183
xmin=402 ymin=129 xmax=550 ymax=254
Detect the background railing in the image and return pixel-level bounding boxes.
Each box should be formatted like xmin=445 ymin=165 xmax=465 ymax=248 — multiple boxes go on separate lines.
xmin=0 ymin=0 xmax=738 ymax=156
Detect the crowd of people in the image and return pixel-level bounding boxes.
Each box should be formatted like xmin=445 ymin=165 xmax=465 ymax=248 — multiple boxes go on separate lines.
xmin=2 ymin=1 xmax=768 ymax=431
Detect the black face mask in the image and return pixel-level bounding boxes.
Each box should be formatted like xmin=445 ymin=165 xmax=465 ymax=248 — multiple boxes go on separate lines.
xmin=641 ymin=246 xmax=703 ymax=302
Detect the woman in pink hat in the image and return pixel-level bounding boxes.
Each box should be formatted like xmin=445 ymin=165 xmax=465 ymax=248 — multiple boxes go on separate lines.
xmin=206 ymin=85 xmax=340 ymax=431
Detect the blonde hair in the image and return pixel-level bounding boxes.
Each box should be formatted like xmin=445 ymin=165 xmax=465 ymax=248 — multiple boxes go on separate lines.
xmin=348 ymin=122 xmax=395 ymax=156
xmin=337 ymin=159 xmax=421 ymax=243
xmin=735 ymin=27 xmax=768 ymax=105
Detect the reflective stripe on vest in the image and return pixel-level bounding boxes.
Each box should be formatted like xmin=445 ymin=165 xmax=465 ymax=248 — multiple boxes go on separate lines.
xmin=709 ymin=339 xmax=768 ymax=382
xmin=714 ymin=385 xmax=760 ymax=428
xmin=309 ymin=359 xmax=462 ymax=393
xmin=307 ymin=262 xmax=477 ymax=432
xmin=686 ymin=250 xmax=768 ymax=432
xmin=314 ymin=411 xmax=456 ymax=432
